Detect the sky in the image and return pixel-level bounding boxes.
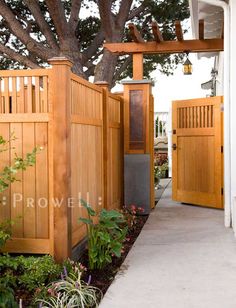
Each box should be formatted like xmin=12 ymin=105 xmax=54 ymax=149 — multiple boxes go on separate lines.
xmin=151 ymin=55 xmax=214 ymax=112
xmin=112 ymin=53 xmax=214 ymax=112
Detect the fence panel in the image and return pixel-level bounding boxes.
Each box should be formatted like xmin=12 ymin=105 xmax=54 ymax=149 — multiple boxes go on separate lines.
xmin=0 ymin=70 xmax=52 ymax=254
xmin=0 ymin=64 xmax=124 ymax=259
xmin=107 ymin=94 xmax=123 ymax=210
xmin=70 ymin=74 xmax=104 ymax=247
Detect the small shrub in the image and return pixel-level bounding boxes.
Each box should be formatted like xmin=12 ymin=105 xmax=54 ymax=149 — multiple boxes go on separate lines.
xmin=35 ymin=260 xmax=101 ymax=308
xmin=0 ymin=254 xmax=61 ymax=296
xmin=79 ymin=201 xmax=128 ymax=270
xmin=17 ymin=255 xmax=61 ymax=291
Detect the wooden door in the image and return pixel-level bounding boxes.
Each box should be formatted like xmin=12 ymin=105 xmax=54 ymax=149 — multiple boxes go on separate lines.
xmin=172 ymin=96 xmax=223 ymax=209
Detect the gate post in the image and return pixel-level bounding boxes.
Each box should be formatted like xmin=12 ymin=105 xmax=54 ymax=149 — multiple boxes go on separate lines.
xmin=122 ymin=80 xmax=154 ymax=212
xmin=48 ymin=57 xmax=73 ymax=262
xmin=95 ymin=81 xmax=109 ymax=209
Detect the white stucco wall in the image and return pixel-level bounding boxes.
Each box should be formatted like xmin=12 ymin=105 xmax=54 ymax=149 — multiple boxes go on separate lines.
xmin=215 ymin=52 xmax=224 ymax=95
xmin=229 ymin=0 xmax=236 ymax=232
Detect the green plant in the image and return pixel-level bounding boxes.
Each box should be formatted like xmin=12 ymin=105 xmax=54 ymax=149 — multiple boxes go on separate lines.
xmin=0 ymin=220 xmax=14 ymax=251
xmin=17 ymin=255 xmax=61 ymax=291
xmin=0 ymin=254 xmax=61 ymax=295
xmin=154 ymin=165 xmax=161 ymax=184
xmin=79 ymin=201 xmax=128 ymax=270
xmin=0 ymin=280 xmax=18 ymax=308
xmin=159 ymin=162 xmax=169 ymax=178
xmin=36 ymin=261 xmax=101 ymax=308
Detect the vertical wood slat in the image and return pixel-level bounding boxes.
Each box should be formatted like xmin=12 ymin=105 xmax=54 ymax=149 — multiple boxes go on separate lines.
xmin=190 ymin=106 xmax=193 ymax=128
xmin=0 ymin=79 xmax=2 ymax=113
xmin=4 ymin=78 xmax=9 ymax=113
xmin=211 ymin=105 xmax=214 ymax=127
xmin=27 ymin=77 xmax=33 ymax=113
xmin=35 ymin=77 xmax=40 ymax=113
xmin=19 ymin=77 xmax=25 ymax=113
xmin=10 ymin=123 xmax=23 ymax=237
xmin=23 ymin=122 xmax=36 ymax=238
xmin=12 ymin=77 xmax=17 ymax=113
xmin=186 ymin=107 xmax=189 ymax=128
xmin=35 ymin=123 xmax=49 ymax=238
xmin=0 ymin=124 xmax=11 ymax=222
xmin=204 ymin=106 xmax=207 ymax=127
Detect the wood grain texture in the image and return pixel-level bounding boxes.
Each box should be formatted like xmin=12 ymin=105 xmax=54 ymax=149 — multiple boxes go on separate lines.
xmin=172 ymin=96 xmax=223 ymax=209
xmin=104 ymin=39 xmax=223 ymax=54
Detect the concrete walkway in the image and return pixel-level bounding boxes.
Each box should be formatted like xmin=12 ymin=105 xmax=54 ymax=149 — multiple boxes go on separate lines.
xmin=99 ymin=183 xmax=236 ymax=308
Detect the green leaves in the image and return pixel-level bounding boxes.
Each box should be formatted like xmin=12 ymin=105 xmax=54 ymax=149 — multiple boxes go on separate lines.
xmin=0 ymin=220 xmax=14 ymax=251
xmin=79 ymin=202 xmax=128 ymax=270
xmin=0 ymin=140 xmax=42 ymax=194
xmin=0 ymin=254 xmax=61 ymax=293
xmin=79 ymin=218 xmax=93 ymax=225
xmin=80 ymin=199 xmax=96 ymax=217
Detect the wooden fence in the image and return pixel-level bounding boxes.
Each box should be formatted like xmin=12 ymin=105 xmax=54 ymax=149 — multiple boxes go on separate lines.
xmin=0 ymin=57 xmax=123 ymax=261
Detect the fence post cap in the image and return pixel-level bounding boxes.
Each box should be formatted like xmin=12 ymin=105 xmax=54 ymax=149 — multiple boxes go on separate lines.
xmin=48 ymin=57 xmax=73 ymax=67
xmin=94 ymin=81 xmax=109 ymax=88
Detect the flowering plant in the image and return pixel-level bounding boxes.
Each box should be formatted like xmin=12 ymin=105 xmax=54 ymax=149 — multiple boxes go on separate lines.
xmin=36 ymin=260 xmax=101 ymax=308
xmin=121 ymin=205 xmax=144 ymax=232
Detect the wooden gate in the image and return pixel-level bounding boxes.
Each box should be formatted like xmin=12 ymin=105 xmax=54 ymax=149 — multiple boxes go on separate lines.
xmin=172 ymin=96 xmax=223 ymax=209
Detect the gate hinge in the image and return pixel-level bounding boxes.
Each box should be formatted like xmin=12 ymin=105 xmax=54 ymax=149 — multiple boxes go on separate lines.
xmin=221 ymin=146 xmax=223 ymax=153
xmin=221 ymin=188 xmax=224 ymax=195
xmin=173 ymin=129 xmax=176 ymax=135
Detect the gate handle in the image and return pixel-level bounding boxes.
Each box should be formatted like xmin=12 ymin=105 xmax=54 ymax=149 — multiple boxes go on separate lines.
xmin=172 ymin=144 xmax=177 ymax=150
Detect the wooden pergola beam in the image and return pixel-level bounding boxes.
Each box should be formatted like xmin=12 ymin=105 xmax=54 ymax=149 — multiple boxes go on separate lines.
xmin=104 ymin=38 xmax=223 ymax=54
xmin=128 ymin=23 xmax=144 ymax=43
xmin=175 ymin=21 xmax=183 ymax=41
xmin=199 ymin=19 xmax=204 ymax=40
xmin=152 ymin=21 xmax=163 ymax=43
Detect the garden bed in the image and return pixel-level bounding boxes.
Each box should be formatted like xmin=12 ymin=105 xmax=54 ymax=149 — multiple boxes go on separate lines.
xmin=80 ymin=214 xmax=148 ymax=295
xmin=0 ymin=213 xmax=148 ymax=307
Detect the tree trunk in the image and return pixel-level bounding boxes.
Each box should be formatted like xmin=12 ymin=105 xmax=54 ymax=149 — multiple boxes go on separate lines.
xmin=94 ymin=49 xmax=118 ymax=88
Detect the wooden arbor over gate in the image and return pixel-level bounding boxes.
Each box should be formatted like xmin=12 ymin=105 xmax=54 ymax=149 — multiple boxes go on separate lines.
xmin=105 ymin=20 xmax=224 ymax=79
xmin=104 ymin=20 xmax=224 ymax=210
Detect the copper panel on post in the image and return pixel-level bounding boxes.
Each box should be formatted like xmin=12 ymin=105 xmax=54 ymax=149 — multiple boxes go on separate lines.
xmin=129 ymin=90 xmax=145 ymax=150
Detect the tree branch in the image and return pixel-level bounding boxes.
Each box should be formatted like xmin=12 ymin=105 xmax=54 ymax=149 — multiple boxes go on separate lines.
xmin=116 ymin=0 xmax=133 ymax=27
xmin=81 ymin=29 xmax=105 ymax=64
xmin=0 ymin=43 xmax=40 ymax=68
xmin=0 ymin=0 xmax=55 ymax=61
xmin=24 ymin=0 xmax=59 ymax=51
xmin=45 ymin=0 xmax=69 ymax=42
xmin=98 ymin=0 xmax=114 ymax=41
xmin=128 ymin=3 xmax=147 ymax=20
xmin=84 ymin=64 xmax=95 ymax=78
xmin=68 ymin=0 xmax=82 ymax=33
xmin=112 ymin=56 xmax=132 ymax=85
